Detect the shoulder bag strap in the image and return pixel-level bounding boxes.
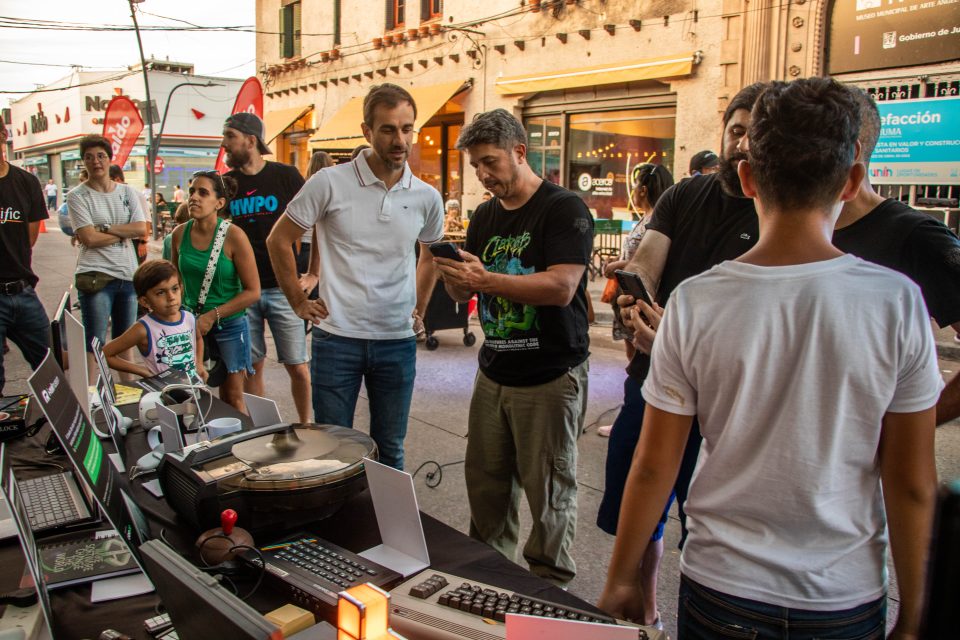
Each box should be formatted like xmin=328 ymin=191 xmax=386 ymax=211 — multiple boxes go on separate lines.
xmin=196 ymin=220 xmax=231 ymax=310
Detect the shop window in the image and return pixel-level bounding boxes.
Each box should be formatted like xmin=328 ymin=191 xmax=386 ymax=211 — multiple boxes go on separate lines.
xmin=524 ymin=116 xmax=562 ymax=186
xmin=279 ymin=0 xmax=302 ymax=59
xmin=386 ymin=0 xmax=405 ymax=30
xmin=567 ymin=107 xmax=675 ymax=219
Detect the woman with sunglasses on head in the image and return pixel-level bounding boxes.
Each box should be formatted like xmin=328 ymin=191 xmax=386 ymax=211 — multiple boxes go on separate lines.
xmin=170 ymin=170 xmax=259 ymax=412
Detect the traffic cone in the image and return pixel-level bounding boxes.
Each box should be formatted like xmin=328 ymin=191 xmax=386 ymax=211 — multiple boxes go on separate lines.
xmin=39 ymin=219 xmax=47 ymax=233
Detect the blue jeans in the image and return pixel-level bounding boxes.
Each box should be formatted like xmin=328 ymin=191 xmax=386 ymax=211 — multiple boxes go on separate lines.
xmin=207 ymin=315 xmax=254 ymax=375
xmin=310 ymin=328 xmax=416 ymax=470
xmin=678 ymin=575 xmax=886 ymax=639
xmin=0 ymin=286 xmax=50 ymax=394
xmin=77 ymin=278 xmax=137 ymax=352
xmin=246 ymin=287 xmax=308 ymax=365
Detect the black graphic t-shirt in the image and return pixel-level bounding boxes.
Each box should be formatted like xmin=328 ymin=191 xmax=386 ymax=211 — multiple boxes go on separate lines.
xmin=0 ymin=164 xmax=48 ymax=286
xmin=226 ymin=161 xmax=305 ymax=289
xmin=833 ymin=198 xmax=960 ymax=328
xmin=464 ymin=180 xmax=593 ymax=386
xmin=626 ymin=173 xmax=758 ymax=381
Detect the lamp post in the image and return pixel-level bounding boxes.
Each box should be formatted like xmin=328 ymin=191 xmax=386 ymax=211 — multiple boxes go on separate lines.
xmin=127 ymin=0 xmax=159 ymax=237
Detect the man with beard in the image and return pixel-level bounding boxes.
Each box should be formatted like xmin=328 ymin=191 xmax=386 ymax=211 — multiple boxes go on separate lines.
xmin=266 ymin=84 xmax=443 ymax=469
xmin=595 ymin=82 xmax=767 ymax=627
xmin=221 ymin=113 xmax=310 ymax=423
xmin=435 ymin=109 xmax=593 ymax=586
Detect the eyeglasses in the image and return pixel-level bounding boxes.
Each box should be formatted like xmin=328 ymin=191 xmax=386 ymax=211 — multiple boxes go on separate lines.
xmin=192 ymin=170 xmax=226 ymax=195
xmin=83 ymin=152 xmax=110 ymax=163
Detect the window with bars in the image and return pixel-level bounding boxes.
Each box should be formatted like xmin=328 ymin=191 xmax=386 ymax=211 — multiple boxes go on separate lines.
xmin=279 ymin=0 xmax=302 ymax=59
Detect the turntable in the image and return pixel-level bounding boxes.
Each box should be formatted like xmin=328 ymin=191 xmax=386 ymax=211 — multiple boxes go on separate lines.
xmin=158 ymin=423 xmax=378 ymax=533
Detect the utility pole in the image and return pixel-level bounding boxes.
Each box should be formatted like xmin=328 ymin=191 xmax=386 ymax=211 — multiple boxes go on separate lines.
xmin=128 ymin=0 xmax=159 ymax=238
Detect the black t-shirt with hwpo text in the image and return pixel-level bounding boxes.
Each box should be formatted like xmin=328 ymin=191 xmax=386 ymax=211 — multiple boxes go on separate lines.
xmin=626 ymin=173 xmax=758 ymax=380
xmin=464 ymin=180 xmax=593 ymax=386
xmin=0 ymin=164 xmax=48 ymax=287
xmin=833 ymin=198 xmax=960 ymax=328
xmin=226 ymin=161 xmax=305 ymax=289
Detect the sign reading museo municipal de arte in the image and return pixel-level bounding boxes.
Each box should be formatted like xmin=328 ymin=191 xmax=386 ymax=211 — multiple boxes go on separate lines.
xmin=870 ymin=97 xmax=960 ymax=185
xmin=827 ymin=0 xmax=960 ymax=75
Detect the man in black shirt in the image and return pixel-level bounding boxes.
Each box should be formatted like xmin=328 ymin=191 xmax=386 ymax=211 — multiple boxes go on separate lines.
xmin=0 ymin=124 xmax=51 ymax=393
xmin=437 ymin=109 xmax=593 ymax=586
xmin=597 ymin=83 xmax=767 ymax=626
xmin=221 ymin=113 xmax=310 ymax=422
xmin=832 ymin=87 xmax=960 ymax=425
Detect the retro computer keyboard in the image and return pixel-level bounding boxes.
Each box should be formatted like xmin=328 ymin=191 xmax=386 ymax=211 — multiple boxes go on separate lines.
xmin=242 ymin=533 xmax=403 ymax=623
xmin=388 ymin=570 xmax=665 ymax=640
xmin=19 ymin=471 xmax=92 ymax=531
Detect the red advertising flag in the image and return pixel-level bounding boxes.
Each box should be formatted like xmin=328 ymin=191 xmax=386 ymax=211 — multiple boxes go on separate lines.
xmin=214 ymin=77 xmax=264 ymax=174
xmin=102 ymin=96 xmax=144 ymax=168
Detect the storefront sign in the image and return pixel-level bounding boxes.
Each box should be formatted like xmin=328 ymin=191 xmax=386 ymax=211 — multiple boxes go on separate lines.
xmin=153 ymin=156 xmax=165 ymax=174
xmin=577 ymin=172 xmax=614 ymax=196
xmin=827 ymin=0 xmax=960 ymax=74
xmin=870 ymin=96 xmax=960 ymax=185
xmin=30 ymin=103 xmax=48 ymax=134
xmin=102 ymin=96 xmax=144 ymax=168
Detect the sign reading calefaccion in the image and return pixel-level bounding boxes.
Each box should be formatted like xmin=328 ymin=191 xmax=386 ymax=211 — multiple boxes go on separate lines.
xmin=827 ymin=0 xmax=960 ymax=75
xmin=870 ymin=97 xmax=960 ymax=185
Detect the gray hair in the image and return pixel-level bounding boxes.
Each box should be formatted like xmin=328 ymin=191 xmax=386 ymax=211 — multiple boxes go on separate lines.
xmin=444 ymin=199 xmax=461 ymax=212
xmin=456 ymin=108 xmax=526 ymax=151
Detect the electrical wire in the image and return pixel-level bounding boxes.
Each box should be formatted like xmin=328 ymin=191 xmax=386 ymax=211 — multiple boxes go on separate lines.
xmin=411 ymin=459 xmax=464 ymax=489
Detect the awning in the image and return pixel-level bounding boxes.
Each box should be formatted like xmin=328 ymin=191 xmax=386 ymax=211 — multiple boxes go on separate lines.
xmin=495 ymin=53 xmax=695 ymax=95
xmin=264 ymin=105 xmax=313 ymax=144
xmin=310 ymin=79 xmax=470 ymax=150
xmin=309 ymin=97 xmax=366 ymax=149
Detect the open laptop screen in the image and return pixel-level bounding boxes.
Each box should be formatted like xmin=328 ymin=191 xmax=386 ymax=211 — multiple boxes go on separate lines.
xmin=5 ymin=470 xmax=54 ymax=638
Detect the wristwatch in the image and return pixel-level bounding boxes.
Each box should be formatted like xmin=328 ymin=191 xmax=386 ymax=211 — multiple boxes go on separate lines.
xmin=96 ymin=223 xmax=111 ymax=234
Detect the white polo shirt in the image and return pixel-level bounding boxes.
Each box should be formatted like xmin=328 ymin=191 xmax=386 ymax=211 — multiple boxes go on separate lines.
xmin=285 ymin=149 xmax=444 ymax=339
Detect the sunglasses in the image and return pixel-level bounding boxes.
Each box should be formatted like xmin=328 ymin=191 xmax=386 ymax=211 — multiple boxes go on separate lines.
xmin=192 ymin=170 xmax=226 ymax=195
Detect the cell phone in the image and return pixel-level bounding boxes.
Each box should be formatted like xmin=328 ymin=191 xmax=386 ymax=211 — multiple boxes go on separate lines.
xmin=614 ymin=270 xmax=654 ymax=307
xmin=429 ymin=241 xmax=464 ymax=262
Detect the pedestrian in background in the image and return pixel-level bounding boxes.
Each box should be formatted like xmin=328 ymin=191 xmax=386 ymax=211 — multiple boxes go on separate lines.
xmin=44 ymin=178 xmax=58 ymax=210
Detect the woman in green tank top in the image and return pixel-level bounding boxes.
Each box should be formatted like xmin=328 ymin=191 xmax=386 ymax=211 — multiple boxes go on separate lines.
xmin=170 ymin=171 xmax=260 ymax=412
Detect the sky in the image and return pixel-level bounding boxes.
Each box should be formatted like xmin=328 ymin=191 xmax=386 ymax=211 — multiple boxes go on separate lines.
xmin=0 ymin=0 xmax=256 ymax=110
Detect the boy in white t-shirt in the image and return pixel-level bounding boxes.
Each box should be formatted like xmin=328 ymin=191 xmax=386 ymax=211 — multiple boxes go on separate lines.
xmin=599 ymin=78 xmax=940 ymax=639
xmin=103 ymin=259 xmax=205 ymax=382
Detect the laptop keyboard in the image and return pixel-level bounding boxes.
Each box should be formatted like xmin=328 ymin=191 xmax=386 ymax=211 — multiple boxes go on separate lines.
xmin=18 ymin=471 xmax=91 ymax=530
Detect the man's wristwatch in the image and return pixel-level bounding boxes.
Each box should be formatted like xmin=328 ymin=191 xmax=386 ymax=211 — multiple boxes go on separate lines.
xmin=96 ymin=223 xmax=111 ymax=234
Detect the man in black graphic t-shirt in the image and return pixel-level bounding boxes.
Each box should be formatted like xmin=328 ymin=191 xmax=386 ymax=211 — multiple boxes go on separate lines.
xmin=221 ymin=113 xmax=310 ymax=422
xmin=0 ymin=124 xmax=50 ymax=393
xmin=437 ymin=109 xmax=592 ymax=586
xmin=833 ymin=87 xmax=960 ymax=424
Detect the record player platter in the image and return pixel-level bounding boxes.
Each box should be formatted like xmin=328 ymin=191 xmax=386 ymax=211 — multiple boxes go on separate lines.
xmin=159 ymin=423 xmax=379 ymax=533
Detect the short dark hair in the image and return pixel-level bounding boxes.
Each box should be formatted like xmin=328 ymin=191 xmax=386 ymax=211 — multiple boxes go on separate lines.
xmin=456 ymin=108 xmax=526 ymax=151
xmin=109 ymin=164 xmax=125 ymax=182
xmin=748 ymin=77 xmax=860 ymax=212
xmin=723 ymin=82 xmax=768 ymax=127
xmin=363 ymin=84 xmax=417 ymax=127
xmin=79 ymin=135 xmax=113 ymax=160
xmin=134 ymin=259 xmax=180 ymax=298
xmin=849 ymin=86 xmax=881 ymax=164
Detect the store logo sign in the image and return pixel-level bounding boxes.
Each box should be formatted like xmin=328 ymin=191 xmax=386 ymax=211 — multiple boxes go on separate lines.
xmin=882 ymin=31 xmax=897 ymax=49
xmin=577 ymin=173 xmax=592 ymax=191
xmin=30 ymin=103 xmax=48 ymax=134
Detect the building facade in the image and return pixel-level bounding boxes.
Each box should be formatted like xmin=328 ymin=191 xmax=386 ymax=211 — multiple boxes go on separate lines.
xmin=255 ymin=0 xmax=958 ymax=217
xmin=9 ymin=60 xmax=244 ymax=207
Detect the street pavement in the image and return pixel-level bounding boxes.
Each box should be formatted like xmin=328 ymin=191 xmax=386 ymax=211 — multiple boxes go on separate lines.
xmin=4 ymin=226 xmax=959 ymax=638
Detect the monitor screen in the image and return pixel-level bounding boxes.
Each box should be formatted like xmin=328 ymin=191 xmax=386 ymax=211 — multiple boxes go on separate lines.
xmin=139 ymin=540 xmax=284 ymax=640
xmin=49 ymin=291 xmax=71 ymax=370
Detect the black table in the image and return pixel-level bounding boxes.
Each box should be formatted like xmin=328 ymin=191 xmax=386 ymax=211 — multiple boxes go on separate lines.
xmin=1 ymin=395 xmax=601 ymax=639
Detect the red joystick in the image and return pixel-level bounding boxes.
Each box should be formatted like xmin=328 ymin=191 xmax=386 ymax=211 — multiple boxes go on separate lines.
xmin=221 ymin=509 xmax=237 ymax=536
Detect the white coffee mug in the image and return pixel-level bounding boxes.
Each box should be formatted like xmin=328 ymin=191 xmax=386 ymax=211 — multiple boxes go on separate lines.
xmin=200 ymin=416 xmax=242 ymax=441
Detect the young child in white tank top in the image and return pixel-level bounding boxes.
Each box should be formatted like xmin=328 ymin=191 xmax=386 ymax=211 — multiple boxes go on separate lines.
xmin=103 ymin=259 xmax=205 ymax=382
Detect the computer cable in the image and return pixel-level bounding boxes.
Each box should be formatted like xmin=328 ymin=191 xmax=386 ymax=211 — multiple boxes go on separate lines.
xmin=412 ymin=459 xmax=464 ymax=489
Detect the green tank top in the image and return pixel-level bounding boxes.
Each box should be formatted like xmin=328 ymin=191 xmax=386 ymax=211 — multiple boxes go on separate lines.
xmin=178 ymin=218 xmax=244 ymax=321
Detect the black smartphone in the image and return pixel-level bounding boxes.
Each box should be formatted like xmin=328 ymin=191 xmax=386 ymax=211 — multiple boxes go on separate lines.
xmin=429 ymin=241 xmax=464 ymax=262
xmin=614 ymin=270 xmax=654 ymax=307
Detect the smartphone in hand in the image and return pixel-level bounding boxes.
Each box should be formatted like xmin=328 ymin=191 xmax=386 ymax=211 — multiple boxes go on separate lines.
xmin=429 ymin=242 xmax=464 ymax=262
xmin=614 ymin=270 xmax=654 ymax=307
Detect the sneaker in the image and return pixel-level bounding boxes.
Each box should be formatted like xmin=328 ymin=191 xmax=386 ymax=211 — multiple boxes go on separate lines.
xmin=648 ymin=614 xmax=663 ymax=631
xmin=597 ymin=424 xmax=612 ymax=437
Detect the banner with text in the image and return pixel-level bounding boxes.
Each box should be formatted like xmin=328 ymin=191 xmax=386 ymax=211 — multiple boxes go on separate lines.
xmin=214 ymin=77 xmax=264 ymax=174
xmin=870 ymin=97 xmax=960 ymax=185
xmin=102 ymin=96 xmax=144 ymax=168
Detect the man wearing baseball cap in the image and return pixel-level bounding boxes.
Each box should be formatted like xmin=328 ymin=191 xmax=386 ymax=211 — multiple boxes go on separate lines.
xmin=688 ymin=150 xmax=719 ymax=177
xmin=221 ymin=112 xmax=311 ymax=422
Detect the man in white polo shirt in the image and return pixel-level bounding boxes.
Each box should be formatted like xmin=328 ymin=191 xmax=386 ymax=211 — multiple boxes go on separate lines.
xmin=267 ymin=83 xmax=444 ymax=470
